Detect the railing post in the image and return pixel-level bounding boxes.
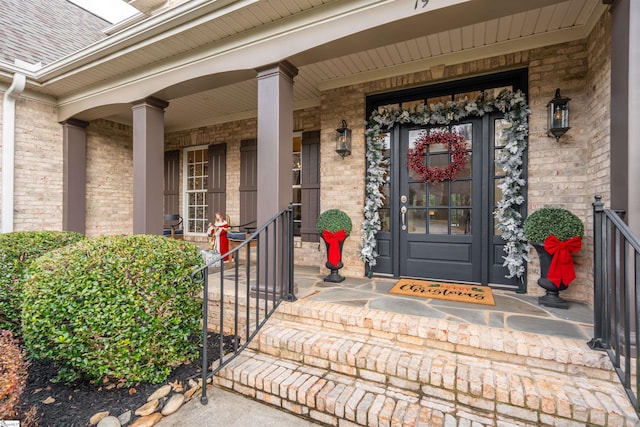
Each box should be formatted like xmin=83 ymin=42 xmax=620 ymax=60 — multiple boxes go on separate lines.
xmin=200 ymin=266 xmax=210 ymax=404
xmin=589 ymin=195 xmax=607 ymax=350
xmin=286 ymin=203 xmax=296 ymax=302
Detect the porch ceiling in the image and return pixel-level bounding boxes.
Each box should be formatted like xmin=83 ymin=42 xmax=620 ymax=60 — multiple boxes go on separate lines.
xmin=29 ymin=0 xmax=606 ymax=131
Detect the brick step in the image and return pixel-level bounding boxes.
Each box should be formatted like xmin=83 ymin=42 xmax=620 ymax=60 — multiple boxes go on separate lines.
xmin=212 ymin=300 xmax=639 ymax=426
xmin=216 ymin=346 xmax=637 ymax=426
xmin=273 ymin=300 xmax=615 ymax=379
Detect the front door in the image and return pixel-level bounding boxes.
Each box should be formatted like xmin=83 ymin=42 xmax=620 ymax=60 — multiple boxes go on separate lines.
xmin=395 ymin=114 xmax=518 ymax=287
xmin=399 ymin=120 xmax=479 ymax=282
xmin=368 ymin=72 xmax=527 ymax=289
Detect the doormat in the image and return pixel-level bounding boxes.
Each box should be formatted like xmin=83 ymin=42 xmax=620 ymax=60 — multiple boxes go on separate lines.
xmin=389 ymin=279 xmax=495 ymax=306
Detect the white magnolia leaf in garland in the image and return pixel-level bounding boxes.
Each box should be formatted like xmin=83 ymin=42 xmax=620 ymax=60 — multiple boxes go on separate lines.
xmin=361 ymin=89 xmax=530 ymax=279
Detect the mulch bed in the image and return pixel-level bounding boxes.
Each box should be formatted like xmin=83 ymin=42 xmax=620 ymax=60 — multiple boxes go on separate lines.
xmin=14 ymin=333 xmax=236 ymax=427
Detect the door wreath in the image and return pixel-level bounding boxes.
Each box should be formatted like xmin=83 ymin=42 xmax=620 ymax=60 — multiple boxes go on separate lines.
xmin=406 ymin=131 xmax=467 ymax=184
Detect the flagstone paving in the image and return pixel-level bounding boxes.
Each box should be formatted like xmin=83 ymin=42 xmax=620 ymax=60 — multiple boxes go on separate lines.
xmin=294 ymin=266 xmax=594 ymax=341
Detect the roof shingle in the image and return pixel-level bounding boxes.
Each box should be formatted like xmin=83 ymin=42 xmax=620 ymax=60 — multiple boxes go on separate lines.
xmin=0 ymin=0 xmax=110 ymax=67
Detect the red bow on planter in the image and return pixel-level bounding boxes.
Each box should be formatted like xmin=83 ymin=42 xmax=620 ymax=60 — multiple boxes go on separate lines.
xmin=322 ymin=230 xmax=346 ymax=268
xmin=543 ymin=235 xmax=582 ymax=287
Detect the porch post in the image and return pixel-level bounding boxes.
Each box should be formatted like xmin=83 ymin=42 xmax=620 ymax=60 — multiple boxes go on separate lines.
xmin=628 ymin=0 xmax=640 ymax=234
xmin=61 ymin=119 xmax=88 ymax=234
xmin=131 ymin=97 xmax=169 ymax=235
xmin=256 ymin=61 xmax=298 ymax=222
xmin=255 ymin=61 xmax=298 ymax=295
xmin=611 ymin=0 xmax=640 ymax=234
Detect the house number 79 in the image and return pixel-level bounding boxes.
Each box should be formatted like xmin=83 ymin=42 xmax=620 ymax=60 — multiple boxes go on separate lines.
xmin=415 ymin=0 xmax=429 ymax=9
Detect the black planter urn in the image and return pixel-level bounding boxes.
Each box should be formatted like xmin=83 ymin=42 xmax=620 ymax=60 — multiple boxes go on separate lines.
xmin=531 ymin=243 xmax=569 ymax=309
xmin=322 ymin=238 xmax=345 ymax=283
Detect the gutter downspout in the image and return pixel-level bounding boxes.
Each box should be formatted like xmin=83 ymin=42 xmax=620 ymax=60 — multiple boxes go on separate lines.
xmin=2 ymin=73 xmax=26 ymax=233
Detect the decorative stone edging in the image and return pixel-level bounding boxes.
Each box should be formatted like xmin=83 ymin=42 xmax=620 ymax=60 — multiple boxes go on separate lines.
xmin=91 ymin=378 xmax=211 ymax=427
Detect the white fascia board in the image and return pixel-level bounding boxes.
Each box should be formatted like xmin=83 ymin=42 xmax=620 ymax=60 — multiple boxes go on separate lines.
xmin=32 ymin=0 xmax=257 ymax=82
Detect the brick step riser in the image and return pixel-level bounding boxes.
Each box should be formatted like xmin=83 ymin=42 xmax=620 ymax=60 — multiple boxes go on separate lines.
xmin=216 ymin=349 xmax=635 ymax=427
xmin=252 ymin=319 xmax=618 ymax=383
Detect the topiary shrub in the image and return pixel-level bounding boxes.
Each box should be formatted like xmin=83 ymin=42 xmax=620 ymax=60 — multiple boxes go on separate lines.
xmin=21 ymin=234 xmax=204 ymax=385
xmin=524 ymin=207 xmax=584 ymax=243
xmin=0 ymin=329 xmax=28 ymax=419
xmin=316 ymin=209 xmax=353 ymax=235
xmin=0 ymin=231 xmax=85 ymax=333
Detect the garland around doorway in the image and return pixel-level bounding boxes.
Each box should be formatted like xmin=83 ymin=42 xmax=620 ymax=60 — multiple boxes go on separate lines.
xmin=361 ymin=89 xmax=530 ymax=280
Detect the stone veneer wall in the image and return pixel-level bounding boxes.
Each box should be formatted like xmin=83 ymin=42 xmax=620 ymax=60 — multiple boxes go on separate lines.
xmin=85 ymin=119 xmax=134 ymax=237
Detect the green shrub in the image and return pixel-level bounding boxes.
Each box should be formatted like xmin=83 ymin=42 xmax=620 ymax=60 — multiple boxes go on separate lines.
xmin=523 ymin=207 xmax=584 ymax=243
xmin=0 ymin=330 xmax=27 ymax=419
xmin=21 ymin=234 xmax=204 ymax=385
xmin=316 ymin=209 xmax=353 ymax=235
xmin=0 ymin=231 xmax=85 ymax=332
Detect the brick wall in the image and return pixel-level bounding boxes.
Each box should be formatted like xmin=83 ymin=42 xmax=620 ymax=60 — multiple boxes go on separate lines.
xmin=1 ymin=16 xmax=612 ymax=307
xmin=318 ymin=24 xmax=610 ymax=304
xmin=165 ymin=107 xmax=324 ymax=266
xmin=85 ymin=119 xmax=134 ymax=237
xmin=7 ymin=97 xmax=64 ymax=231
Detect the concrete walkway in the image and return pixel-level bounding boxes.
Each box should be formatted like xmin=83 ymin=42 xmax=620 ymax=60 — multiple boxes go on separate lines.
xmin=157 ymin=385 xmax=322 ymax=426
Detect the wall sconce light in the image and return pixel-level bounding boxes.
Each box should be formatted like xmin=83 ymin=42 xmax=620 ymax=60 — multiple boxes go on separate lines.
xmin=547 ymin=88 xmax=571 ymax=141
xmin=335 ymin=120 xmax=351 ymax=158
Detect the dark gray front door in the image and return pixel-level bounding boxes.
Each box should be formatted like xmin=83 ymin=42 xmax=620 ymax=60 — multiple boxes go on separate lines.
xmin=371 ymin=113 xmax=520 ymax=288
xmin=399 ymin=120 xmax=480 ymax=282
xmin=368 ymin=71 xmax=527 ymax=288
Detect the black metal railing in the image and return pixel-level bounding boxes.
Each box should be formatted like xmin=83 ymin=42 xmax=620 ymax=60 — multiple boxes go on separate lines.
xmin=191 ymin=206 xmax=296 ymax=404
xmin=591 ymin=195 xmax=639 ymax=417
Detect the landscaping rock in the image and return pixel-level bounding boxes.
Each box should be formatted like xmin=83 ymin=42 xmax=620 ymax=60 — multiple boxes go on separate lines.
xmin=183 ymin=385 xmax=200 ymax=401
xmin=118 ymin=410 xmax=132 ymax=425
xmin=134 ymin=399 xmax=158 ymax=417
xmin=147 ymin=384 xmax=172 ymax=402
xmin=129 ymin=412 xmax=163 ymax=427
xmin=161 ymin=393 xmax=185 ymax=416
xmin=90 ymin=411 xmax=109 ymax=425
xmin=97 ymin=416 xmax=121 ymax=427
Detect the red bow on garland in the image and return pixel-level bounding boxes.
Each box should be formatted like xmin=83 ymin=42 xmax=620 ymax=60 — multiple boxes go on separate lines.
xmin=543 ymin=235 xmax=582 ymax=287
xmin=322 ymin=230 xmax=346 ymax=267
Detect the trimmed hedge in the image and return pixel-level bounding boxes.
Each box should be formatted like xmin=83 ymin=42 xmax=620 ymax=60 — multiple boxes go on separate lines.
xmin=21 ymin=234 xmax=204 ymax=385
xmin=0 ymin=231 xmax=85 ymax=332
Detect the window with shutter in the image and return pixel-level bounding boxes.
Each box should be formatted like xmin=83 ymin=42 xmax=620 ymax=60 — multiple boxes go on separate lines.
xmin=300 ymin=130 xmax=320 ymax=242
xmin=207 ymin=143 xmax=227 ymax=224
xmin=240 ymin=139 xmax=257 ymax=230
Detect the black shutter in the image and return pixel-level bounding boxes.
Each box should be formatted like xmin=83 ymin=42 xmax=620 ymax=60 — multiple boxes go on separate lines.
xmin=301 ymin=131 xmax=320 ymax=242
xmin=240 ymin=139 xmax=258 ymax=230
xmin=164 ymin=150 xmax=180 ymax=215
xmin=207 ymin=143 xmax=226 ymax=222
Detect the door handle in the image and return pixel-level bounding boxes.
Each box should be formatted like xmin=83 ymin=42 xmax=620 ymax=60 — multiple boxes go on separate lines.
xmin=400 ymin=206 xmax=407 ymax=230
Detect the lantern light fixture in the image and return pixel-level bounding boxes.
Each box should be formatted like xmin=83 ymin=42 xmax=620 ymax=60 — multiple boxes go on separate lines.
xmin=335 ymin=120 xmax=351 ymax=158
xmin=547 ymin=88 xmax=571 ymax=141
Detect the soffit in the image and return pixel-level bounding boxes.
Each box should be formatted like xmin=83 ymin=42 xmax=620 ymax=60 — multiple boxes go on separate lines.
xmin=165 ymin=0 xmax=606 ymax=131
xmin=26 ymin=0 xmax=604 ymax=130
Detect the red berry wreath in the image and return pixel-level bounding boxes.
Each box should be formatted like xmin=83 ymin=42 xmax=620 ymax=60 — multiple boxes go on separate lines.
xmin=406 ymin=130 xmax=467 ymax=184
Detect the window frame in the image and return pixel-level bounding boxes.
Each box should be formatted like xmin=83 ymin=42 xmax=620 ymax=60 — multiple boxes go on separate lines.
xmin=183 ymin=144 xmax=209 ymax=235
